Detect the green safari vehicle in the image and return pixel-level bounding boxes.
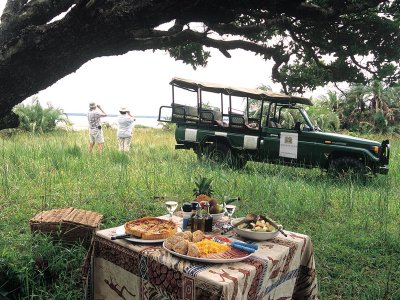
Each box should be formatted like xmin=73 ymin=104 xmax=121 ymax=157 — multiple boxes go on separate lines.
xmin=158 ymin=77 xmax=390 ymax=177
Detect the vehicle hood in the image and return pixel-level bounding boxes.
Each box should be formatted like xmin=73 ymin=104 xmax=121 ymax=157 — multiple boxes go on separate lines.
xmin=313 ymin=131 xmax=380 ymax=147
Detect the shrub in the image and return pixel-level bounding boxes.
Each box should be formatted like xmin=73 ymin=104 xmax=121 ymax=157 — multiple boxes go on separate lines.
xmin=13 ymin=96 xmax=71 ymax=133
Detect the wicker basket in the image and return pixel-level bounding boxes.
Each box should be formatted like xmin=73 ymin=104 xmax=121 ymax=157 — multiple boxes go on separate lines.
xmin=29 ymin=207 xmax=74 ymax=237
xmin=62 ymin=208 xmax=103 ymax=248
xmin=29 ymin=207 xmax=103 ymax=248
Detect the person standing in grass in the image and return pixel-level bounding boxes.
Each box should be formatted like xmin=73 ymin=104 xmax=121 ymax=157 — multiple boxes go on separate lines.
xmin=117 ymin=107 xmax=135 ymax=152
xmin=87 ymin=102 xmax=107 ymax=153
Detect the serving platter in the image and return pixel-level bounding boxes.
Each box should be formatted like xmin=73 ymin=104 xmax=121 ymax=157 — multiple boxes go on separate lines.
xmin=163 ymin=241 xmax=253 ymax=263
xmin=115 ymin=225 xmax=181 ymax=243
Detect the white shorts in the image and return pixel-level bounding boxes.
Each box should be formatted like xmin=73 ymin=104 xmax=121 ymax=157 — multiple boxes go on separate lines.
xmin=118 ymin=137 xmax=132 ymax=151
xmin=89 ymin=128 xmax=104 ymax=144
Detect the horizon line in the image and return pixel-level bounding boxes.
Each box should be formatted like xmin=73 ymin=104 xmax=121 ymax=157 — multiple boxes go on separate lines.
xmin=65 ymin=112 xmax=158 ymax=118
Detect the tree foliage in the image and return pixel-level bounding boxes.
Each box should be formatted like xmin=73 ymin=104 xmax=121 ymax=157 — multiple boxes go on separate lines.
xmin=316 ymin=82 xmax=400 ymax=134
xmin=0 ymin=0 xmax=399 ymax=128
xmin=13 ymin=97 xmax=70 ymax=133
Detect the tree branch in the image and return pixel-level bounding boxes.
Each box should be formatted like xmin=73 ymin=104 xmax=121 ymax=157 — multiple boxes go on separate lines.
xmin=0 ymin=0 xmax=77 ymax=42
xmin=1 ymin=0 xmax=27 ymax=25
xmin=206 ymin=20 xmax=287 ymax=37
xmin=350 ymin=55 xmax=378 ymax=76
xmin=134 ymin=29 xmax=280 ymax=60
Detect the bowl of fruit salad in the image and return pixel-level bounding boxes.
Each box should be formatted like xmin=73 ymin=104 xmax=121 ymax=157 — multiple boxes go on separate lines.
xmin=231 ymin=216 xmax=280 ymax=241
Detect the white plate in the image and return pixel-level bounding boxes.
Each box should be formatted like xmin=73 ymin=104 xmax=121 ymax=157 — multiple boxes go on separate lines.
xmin=115 ymin=225 xmax=181 ymax=243
xmin=163 ymin=242 xmax=253 ymax=263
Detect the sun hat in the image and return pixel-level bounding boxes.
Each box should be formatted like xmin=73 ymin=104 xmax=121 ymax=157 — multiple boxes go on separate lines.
xmin=119 ymin=107 xmax=129 ymax=112
xmin=89 ymin=102 xmax=96 ymax=109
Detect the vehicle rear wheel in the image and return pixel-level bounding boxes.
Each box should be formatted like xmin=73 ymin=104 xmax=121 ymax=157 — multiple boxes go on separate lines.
xmin=328 ymin=157 xmax=366 ymax=179
xmin=206 ymin=143 xmax=246 ymax=169
xmin=207 ymin=143 xmax=230 ymax=164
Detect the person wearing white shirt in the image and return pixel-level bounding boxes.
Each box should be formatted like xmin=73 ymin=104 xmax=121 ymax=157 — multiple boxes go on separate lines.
xmin=87 ymin=102 xmax=107 ymax=153
xmin=117 ymin=107 xmax=135 ymax=152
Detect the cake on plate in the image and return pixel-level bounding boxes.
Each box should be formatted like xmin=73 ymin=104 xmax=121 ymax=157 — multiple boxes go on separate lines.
xmin=124 ymin=217 xmax=177 ymax=240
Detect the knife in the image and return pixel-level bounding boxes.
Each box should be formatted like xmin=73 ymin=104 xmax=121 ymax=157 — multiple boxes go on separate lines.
xmin=212 ymin=237 xmax=258 ymax=253
xmin=264 ymin=217 xmax=287 ymax=237
xmin=111 ymin=233 xmax=131 ymax=240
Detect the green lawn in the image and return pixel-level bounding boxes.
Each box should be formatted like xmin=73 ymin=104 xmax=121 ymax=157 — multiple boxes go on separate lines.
xmin=0 ymin=128 xmax=399 ymax=299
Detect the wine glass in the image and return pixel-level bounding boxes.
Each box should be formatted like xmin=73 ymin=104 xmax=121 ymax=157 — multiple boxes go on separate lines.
xmin=165 ymin=201 xmax=178 ymax=220
xmin=225 ymin=204 xmax=236 ymax=221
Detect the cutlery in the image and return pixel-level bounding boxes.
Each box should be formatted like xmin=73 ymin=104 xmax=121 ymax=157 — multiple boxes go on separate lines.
xmin=233 ymin=213 xmax=258 ymax=228
xmin=111 ymin=233 xmax=131 ymax=240
xmin=263 ymin=216 xmax=287 ymax=237
xmin=212 ymin=236 xmax=258 ymax=253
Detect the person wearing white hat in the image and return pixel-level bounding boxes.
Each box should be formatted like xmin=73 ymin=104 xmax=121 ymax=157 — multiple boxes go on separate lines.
xmin=117 ymin=106 xmax=135 ymax=152
xmin=87 ymin=102 xmax=107 ymax=153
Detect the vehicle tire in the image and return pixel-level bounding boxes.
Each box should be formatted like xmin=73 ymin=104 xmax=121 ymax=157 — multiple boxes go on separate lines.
xmin=328 ymin=157 xmax=366 ymax=179
xmin=207 ymin=143 xmax=230 ymax=164
xmin=206 ymin=143 xmax=247 ymax=169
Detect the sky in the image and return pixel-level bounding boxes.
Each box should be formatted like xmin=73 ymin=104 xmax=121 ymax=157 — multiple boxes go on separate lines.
xmin=35 ymin=49 xmax=281 ymax=116
xmin=0 ymin=1 xmax=326 ymax=117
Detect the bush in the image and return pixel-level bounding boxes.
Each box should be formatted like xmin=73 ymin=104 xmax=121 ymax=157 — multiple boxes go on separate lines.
xmin=13 ymin=97 xmax=71 ymax=133
xmin=159 ymin=121 xmax=176 ymax=131
xmin=373 ymin=110 xmax=388 ymax=133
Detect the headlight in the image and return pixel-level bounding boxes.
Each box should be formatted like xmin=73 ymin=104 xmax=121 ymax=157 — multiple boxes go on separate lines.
xmin=371 ymin=145 xmax=379 ymax=154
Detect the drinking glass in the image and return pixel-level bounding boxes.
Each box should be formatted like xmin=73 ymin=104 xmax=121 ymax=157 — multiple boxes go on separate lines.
xmin=165 ymin=201 xmax=178 ymax=220
xmin=224 ymin=204 xmax=236 ymax=221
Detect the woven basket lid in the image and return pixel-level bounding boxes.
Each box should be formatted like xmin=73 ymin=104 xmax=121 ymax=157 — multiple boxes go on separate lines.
xmin=62 ymin=208 xmax=103 ymax=228
xmin=29 ymin=207 xmax=74 ymax=224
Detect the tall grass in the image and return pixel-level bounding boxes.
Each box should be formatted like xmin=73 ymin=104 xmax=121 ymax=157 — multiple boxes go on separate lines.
xmin=0 ymin=128 xmax=399 ymax=299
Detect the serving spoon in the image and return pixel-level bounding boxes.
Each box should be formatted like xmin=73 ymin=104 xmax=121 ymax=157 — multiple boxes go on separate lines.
xmin=233 ymin=213 xmax=258 ymax=228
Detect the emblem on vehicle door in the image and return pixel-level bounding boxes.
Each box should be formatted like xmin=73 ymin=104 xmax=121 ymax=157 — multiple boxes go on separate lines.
xmin=284 ymin=136 xmax=293 ymax=144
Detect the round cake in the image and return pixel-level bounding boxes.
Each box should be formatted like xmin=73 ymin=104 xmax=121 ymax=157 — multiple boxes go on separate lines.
xmin=124 ymin=217 xmax=178 ymax=240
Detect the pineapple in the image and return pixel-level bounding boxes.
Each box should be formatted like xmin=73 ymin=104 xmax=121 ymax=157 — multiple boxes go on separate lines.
xmin=193 ymin=176 xmax=214 ymax=201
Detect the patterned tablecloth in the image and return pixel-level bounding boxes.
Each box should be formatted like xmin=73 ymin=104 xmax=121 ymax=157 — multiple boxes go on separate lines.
xmin=89 ymin=216 xmax=318 ymax=300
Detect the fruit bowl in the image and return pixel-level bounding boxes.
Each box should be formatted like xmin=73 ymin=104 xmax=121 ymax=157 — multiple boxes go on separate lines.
xmin=231 ymin=217 xmax=280 ymax=241
xmin=210 ymin=212 xmax=225 ymax=222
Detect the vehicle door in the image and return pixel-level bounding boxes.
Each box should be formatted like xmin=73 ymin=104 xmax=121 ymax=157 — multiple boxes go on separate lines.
xmin=260 ymin=105 xmax=315 ymax=165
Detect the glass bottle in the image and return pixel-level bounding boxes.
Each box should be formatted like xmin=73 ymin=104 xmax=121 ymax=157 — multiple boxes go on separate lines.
xmin=191 ymin=203 xmax=205 ymax=232
xmin=204 ymin=202 xmax=213 ymax=232
xmin=189 ymin=202 xmax=199 ymax=231
xmin=182 ymin=202 xmax=192 ymax=230
xmin=188 ymin=201 xmax=199 ymax=229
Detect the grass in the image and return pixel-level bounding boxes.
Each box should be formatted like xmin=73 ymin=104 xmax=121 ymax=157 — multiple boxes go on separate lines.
xmin=0 ymin=128 xmax=399 ymax=299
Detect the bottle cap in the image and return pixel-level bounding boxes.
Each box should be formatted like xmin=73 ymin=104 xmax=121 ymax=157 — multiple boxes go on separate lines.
xmin=191 ymin=202 xmax=199 ymax=210
xmin=182 ymin=203 xmax=192 ymax=212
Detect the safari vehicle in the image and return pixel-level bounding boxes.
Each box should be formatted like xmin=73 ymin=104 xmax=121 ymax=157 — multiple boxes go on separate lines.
xmin=158 ymin=77 xmax=390 ymax=177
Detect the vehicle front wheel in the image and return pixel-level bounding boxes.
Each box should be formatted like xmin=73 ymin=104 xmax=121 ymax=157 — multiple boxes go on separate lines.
xmin=328 ymin=157 xmax=366 ymax=179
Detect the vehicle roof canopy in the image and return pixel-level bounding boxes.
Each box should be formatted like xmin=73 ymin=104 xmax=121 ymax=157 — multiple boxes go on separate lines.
xmin=171 ymin=77 xmax=313 ymax=106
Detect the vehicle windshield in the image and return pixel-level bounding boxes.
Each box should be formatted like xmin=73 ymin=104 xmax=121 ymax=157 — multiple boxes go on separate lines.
xmin=269 ymin=104 xmax=316 ymax=131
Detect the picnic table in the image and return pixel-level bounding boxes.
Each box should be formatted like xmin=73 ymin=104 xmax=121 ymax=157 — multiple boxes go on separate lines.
xmin=87 ymin=215 xmax=318 ymax=300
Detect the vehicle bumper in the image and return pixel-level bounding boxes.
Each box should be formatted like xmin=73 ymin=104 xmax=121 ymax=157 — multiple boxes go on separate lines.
xmin=378 ymin=140 xmax=390 ymax=174
xmin=175 ymin=144 xmax=191 ymax=150
xmin=378 ymin=165 xmax=389 ymax=175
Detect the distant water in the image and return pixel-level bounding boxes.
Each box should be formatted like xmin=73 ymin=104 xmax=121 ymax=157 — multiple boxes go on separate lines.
xmin=65 ymin=113 xmax=161 ymax=130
